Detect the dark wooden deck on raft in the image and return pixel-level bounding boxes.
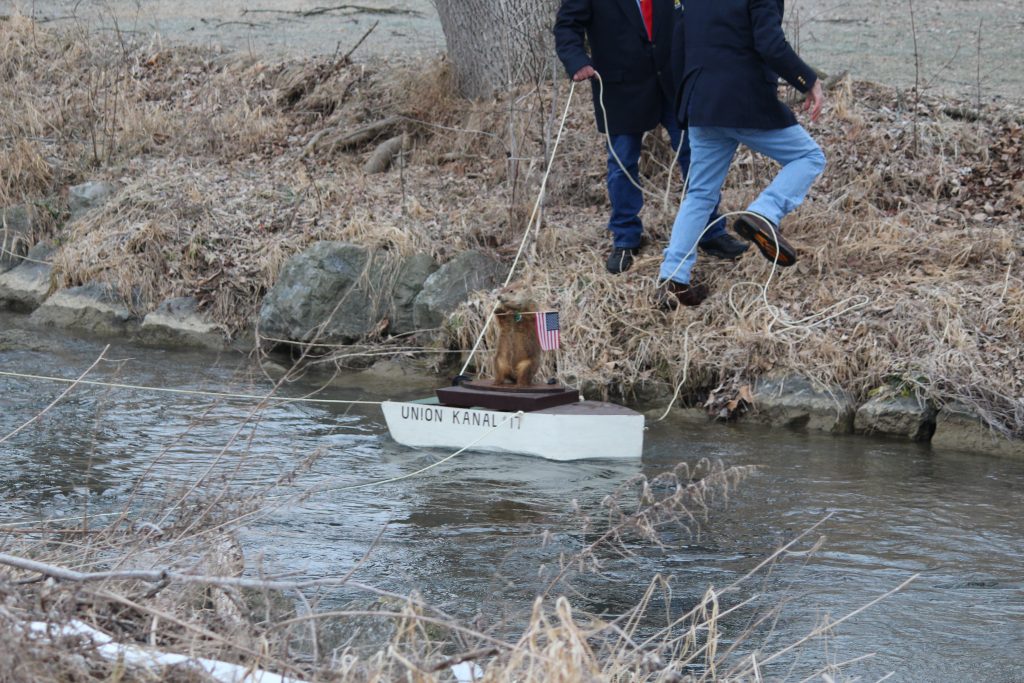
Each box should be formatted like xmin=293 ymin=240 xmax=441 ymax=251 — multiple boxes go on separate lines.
xmin=436 ymin=380 xmax=580 ymax=412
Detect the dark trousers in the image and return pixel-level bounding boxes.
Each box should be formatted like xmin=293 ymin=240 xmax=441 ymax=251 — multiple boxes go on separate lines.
xmin=606 ymin=101 xmax=725 ymax=248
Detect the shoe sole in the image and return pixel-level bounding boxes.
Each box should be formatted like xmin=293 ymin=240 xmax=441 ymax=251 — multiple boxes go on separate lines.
xmin=734 ymin=217 xmax=797 ymax=267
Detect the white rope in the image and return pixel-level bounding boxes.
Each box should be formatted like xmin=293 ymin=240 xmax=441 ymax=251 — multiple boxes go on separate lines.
xmin=654 ymin=208 xmax=869 ymax=417
xmin=0 ymin=405 xmax=528 ymax=528
xmin=657 ymin=202 xmax=868 ymax=331
xmin=458 ymin=80 xmax=579 ymax=377
xmin=0 ymin=369 xmax=528 ymax=506
xmin=0 ymin=351 xmax=108 ymax=445
xmin=653 ymin=321 xmax=698 ymax=422
xmin=654 ymin=236 xmax=867 ymax=421
xmin=280 ymin=409 xmax=524 ymax=493
xmin=0 ymin=369 xmax=381 ymax=406
xmin=595 ymin=71 xmax=685 ymax=210
xmin=457 ymin=72 xmax=686 ymax=378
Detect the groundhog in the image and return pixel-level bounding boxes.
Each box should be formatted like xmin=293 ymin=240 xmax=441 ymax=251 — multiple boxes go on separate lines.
xmin=491 ymin=283 xmax=542 ymax=388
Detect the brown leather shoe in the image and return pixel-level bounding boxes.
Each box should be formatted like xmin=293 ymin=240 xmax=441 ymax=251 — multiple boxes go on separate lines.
xmin=733 ymin=213 xmax=798 ymax=267
xmin=655 ymin=279 xmax=709 ymax=309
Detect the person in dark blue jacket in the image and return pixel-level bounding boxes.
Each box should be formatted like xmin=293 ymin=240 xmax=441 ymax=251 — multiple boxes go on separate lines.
xmin=554 ymin=0 xmax=748 ymax=275
xmin=656 ymin=0 xmax=826 ymax=308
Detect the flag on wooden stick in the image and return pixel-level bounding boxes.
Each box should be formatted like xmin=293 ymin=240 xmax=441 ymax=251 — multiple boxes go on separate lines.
xmin=535 ymin=311 xmax=560 ymax=351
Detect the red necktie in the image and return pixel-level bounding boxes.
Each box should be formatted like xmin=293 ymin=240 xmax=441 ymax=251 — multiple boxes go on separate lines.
xmin=640 ymin=0 xmax=654 ymax=40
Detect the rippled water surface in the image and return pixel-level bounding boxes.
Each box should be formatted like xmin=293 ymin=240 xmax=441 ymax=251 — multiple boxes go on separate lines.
xmin=2 ymin=312 xmax=1022 ymax=682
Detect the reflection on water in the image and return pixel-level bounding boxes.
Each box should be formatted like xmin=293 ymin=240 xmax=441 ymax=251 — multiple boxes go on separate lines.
xmin=2 ymin=312 xmax=1022 ymax=681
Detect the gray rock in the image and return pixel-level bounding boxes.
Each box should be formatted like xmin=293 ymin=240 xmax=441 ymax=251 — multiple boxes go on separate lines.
xmin=631 ymin=380 xmax=675 ymax=407
xmin=932 ymin=402 xmax=1024 ymax=458
xmin=0 ymin=243 xmax=55 ymax=312
xmin=413 ymin=250 xmax=504 ymax=331
xmin=577 ymin=379 xmax=619 ymax=402
xmin=140 ymin=297 xmax=225 ymax=350
xmin=257 ymin=358 xmax=291 ymax=379
xmin=258 ymin=241 xmax=390 ymax=345
xmin=68 ymin=181 xmax=116 ymax=219
xmin=31 ymin=282 xmax=138 ymax=336
xmin=855 ymin=395 xmax=937 ymax=441
xmin=1 ymin=205 xmax=34 ymax=274
xmin=752 ymin=375 xmax=856 ymax=433
xmin=389 ymin=253 xmax=438 ymax=336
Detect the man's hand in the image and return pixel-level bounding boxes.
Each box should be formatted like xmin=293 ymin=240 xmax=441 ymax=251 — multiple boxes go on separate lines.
xmin=804 ymin=79 xmax=824 ymax=121
xmin=572 ymin=65 xmax=596 ymax=82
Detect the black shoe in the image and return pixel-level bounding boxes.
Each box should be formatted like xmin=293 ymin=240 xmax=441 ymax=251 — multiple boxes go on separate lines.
xmin=733 ymin=213 xmax=798 ymax=267
xmin=655 ymin=279 xmax=709 ymax=309
xmin=700 ymin=233 xmax=750 ymax=260
xmin=606 ymin=246 xmax=639 ymax=274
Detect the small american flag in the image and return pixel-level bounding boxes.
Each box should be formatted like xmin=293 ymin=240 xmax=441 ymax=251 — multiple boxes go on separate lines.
xmin=535 ymin=311 xmax=560 ymax=351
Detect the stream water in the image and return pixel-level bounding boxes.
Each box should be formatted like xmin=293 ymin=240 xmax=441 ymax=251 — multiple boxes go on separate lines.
xmin=1 ymin=311 xmax=1022 ymax=682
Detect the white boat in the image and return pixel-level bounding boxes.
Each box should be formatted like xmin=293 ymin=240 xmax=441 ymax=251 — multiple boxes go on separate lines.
xmin=381 ymin=397 xmax=644 ymax=461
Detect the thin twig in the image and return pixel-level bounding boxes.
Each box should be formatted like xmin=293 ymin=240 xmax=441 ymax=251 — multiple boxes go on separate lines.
xmin=241 ymin=4 xmax=419 ymax=18
xmin=429 ymin=647 xmax=500 ymax=672
xmin=341 ymin=20 xmax=378 ymax=62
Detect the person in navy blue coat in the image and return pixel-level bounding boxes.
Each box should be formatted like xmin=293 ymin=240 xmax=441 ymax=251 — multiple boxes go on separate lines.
xmin=553 ymin=0 xmax=748 ymax=275
xmin=656 ymin=0 xmax=826 ymax=308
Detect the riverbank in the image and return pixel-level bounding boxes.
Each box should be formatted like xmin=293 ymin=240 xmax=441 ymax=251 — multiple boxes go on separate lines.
xmin=1 ymin=15 xmax=1022 ymax=449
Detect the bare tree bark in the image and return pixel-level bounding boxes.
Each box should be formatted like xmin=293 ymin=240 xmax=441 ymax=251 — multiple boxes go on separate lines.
xmin=432 ymin=0 xmax=559 ymax=98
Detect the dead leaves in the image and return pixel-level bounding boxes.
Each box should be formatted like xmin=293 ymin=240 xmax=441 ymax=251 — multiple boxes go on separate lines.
xmin=704 ymin=381 xmax=755 ymax=421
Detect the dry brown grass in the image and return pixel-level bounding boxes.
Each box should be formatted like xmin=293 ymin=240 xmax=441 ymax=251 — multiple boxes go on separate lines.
xmin=1 ymin=15 xmax=1022 ymax=434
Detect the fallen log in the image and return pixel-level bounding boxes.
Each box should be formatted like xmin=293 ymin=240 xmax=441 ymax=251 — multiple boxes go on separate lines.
xmin=363 ymin=134 xmax=408 ymax=174
xmin=302 ymin=115 xmax=403 ymax=156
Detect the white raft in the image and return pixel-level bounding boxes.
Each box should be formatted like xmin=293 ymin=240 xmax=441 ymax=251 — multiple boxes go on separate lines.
xmin=382 ymin=398 xmax=644 ymax=461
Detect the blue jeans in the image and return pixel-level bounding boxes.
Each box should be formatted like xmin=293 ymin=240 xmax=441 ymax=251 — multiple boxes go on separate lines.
xmin=659 ymin=124 xmax=826 ymax=284
xmin=607 ymin=102 xmax=725 ymax=249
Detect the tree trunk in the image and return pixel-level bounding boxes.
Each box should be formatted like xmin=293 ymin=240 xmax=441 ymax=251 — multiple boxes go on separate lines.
xmin=432 ymin=0 xmax=559 ymax=99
